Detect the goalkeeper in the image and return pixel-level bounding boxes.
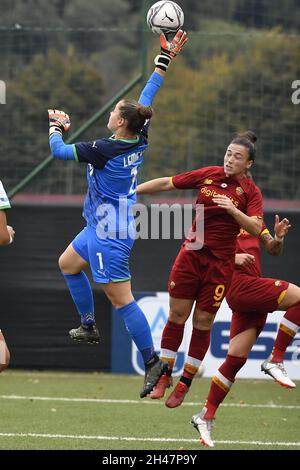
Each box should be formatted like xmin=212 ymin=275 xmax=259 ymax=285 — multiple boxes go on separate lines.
xmin=48 ymin=31 xmax=188 ymax=398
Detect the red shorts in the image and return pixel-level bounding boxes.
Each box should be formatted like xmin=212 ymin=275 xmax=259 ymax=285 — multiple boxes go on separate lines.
xmin=168 ymin=244 xmax=235 ymax=314
xmin=230 ymin=311 xmax=268 ymax=339
xmin=227 ymin=273 xmax=289 ymax=338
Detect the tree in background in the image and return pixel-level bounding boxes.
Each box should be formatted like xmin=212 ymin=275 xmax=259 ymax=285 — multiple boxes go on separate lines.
xmin=1 ymin=0 xmax=299 ymax=198
xmin=145 ymin=30 xmax=300 ymax=200
xmin=0 ymin=47 xmax=105 ymax=193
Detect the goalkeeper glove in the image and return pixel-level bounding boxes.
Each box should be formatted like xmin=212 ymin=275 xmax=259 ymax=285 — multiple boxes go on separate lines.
xmin=154 ymin=29 xmax=188 ymax=72
xmin=48 ymin=109 xmax=71 ymax=136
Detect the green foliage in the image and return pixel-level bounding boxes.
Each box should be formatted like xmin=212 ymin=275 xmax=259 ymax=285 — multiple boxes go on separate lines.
xmin=183 ymin=20 xmax=256 ymax=68
xmin=1 ymin=0 xmax=299 ymax=31
xmin=144 ymin=30 xmax=300 ymax=199
xmin=0 ymin=1 xmax=299 ymax=198
xmin=63 ymin=0 xmax=140 ymax=52
xmin=0 ymin=0 xmax=63 ymax=27
xmin=173 ymin=0 xmax=300 ymax=31
xmin=0 ymin=48 xmax=105 ymax=192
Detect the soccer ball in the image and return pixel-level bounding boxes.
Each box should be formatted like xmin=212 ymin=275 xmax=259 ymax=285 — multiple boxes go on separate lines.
xmin=147 ymin=1 xmax=184 ymax=36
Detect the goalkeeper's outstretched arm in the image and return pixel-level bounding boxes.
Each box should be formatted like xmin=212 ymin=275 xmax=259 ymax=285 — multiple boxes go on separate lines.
xmin=138 ymin=30 xmax=188 ymax=107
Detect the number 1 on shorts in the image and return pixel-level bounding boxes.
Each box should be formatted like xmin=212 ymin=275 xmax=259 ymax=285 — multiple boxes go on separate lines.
xmin=96 ymin=252 xmax=104 ymax=270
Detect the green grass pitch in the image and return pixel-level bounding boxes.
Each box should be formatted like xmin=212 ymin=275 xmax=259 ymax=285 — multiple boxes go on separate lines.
xmin=0 ymin=370 xmax=299 ymax=450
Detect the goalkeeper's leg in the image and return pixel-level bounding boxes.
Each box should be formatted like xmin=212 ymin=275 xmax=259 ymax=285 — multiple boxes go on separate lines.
xmin=59 ymin=241 xmax=99 ymax=344
xmin=0 ymin=331 xmax=10 ymax=372
xmin=103 ymin=281 xmax=168 ymax=398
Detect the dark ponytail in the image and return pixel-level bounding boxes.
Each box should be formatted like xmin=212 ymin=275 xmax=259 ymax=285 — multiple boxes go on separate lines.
xmin=231 ymin=130 xmax=257 ymax=161
xmin=119 ymin=99 xmax=153 ymax=134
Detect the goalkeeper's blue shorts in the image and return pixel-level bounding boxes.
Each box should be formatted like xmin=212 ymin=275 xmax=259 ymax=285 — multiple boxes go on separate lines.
xmin=72 ymin=225 xmax=134 ymax=283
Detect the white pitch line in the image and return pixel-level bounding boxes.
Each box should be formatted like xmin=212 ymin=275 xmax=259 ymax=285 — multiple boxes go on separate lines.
xmin=0 ymin=395 xmax=299 ymax=409
xmin=0 ymin=432 xmax=299 ymax=447
xmin=3 ymin=371 xmax=136 ymax=380
xmin=215 ymin=440 xmax=300 ymax=447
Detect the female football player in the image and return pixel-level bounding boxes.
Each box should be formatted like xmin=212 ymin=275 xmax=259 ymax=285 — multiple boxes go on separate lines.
xmin=137 ymin=131 xmax=264 ymax=400
xmin=191 ymin=215 xmax=300 ymax=447
xmin=0 ymin=180 xmax=15 ymax=372
xmin=48 ymin=31 xmax=188 ymax=398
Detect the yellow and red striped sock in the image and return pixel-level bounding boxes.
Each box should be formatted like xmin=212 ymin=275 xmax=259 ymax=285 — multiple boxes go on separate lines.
xmin=272 ymin=302 xmax=300 ymax=362
xmin=204 ymin=355 xmax=246 ymax=419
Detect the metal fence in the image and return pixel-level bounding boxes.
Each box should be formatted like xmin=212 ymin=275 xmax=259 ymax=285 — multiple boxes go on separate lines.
xmin=0 ymin=1 xmax=299 ymax=205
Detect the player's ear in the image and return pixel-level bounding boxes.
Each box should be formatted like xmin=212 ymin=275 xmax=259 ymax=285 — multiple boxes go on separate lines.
xmin=119 ymin=116 xmax=127 ymax=128
xmin=246 ymin=160 xmax=253 ymax=170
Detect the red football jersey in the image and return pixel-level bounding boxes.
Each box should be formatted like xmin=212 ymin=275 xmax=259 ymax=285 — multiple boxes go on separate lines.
xmin=172 ymin=166 xmax=263 ymax=259
xmin=235 ymin=224 xmax=269 ymax=277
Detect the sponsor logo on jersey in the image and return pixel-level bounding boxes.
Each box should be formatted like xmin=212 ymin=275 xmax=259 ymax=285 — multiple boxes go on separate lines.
xmin=275 ymin=280 xmax=282 ymax=287
xmin=170 ymin=281 xmax=176 ymax=289
xmin=201 ymin=187 xmax=239 ymax=207
xmin=236 ymin=186 xmax=244 ymax=195
xmin=204 ymin=179 xmax=213 ymax=185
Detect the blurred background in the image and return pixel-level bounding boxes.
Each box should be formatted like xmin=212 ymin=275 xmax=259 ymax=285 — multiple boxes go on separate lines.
xmin=0 ymin=0 xmax=299 ymax=371
xmin=1 ymin=0 xmax=300 ymax=201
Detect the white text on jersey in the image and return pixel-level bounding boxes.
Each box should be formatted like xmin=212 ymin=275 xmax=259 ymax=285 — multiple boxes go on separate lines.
xmin=123 ymin=152 xmax=142 ymax=167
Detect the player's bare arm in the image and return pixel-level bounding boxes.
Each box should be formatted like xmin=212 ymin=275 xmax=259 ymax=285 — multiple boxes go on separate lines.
xmin=137 ymin=176 xmax=175 ymax=194
xmin=212 ymin=194 xmax=262 ymax=236
xmin=260 ymin=214 xmax=291 ymax=256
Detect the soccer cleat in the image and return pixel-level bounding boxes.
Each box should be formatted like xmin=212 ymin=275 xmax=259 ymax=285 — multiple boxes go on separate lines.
xmin=140 ymin=357 xmax=168 ymax=398
xmin=261 ymin=359 xmax=296 ymax=389
xmin=165 ymin=381 xmax=189 ymax=408
xmin=69 ymin=324 xmax=100 ymax=345
xmin=150 ymin=374 xmax=173 ymax=399
xmin=191 ymin=408 xmax=215 ymax=448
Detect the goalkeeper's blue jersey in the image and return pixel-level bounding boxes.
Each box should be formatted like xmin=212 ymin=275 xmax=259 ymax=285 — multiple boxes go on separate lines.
xmin=75 ymin=133 xmax=148 ymax=230
xmin=50 ymin=71 xmax=164 ymax=233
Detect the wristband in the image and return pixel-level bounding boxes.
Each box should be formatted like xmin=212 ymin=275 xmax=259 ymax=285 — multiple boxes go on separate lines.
xmin=49 ymin=126 xmax=63 ymax=137
xmin=154 ymin=53 xmax=171 ymax=72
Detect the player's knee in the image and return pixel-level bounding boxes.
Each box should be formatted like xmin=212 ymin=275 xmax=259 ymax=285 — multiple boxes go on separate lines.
xmin=279 ymin=283 xmax=300 ymax=310
xmin=106 ymin=293 xmax=134 ymax=310
xmin=193 ymin=311 xmax=215 ymax=330
xmin=58 ymin=254 xmax=75 ymax=274
xmin=106 ymin=292 xmax=122 ymax=308
xmin=169 ymin=308 xmax=188 ymax=324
